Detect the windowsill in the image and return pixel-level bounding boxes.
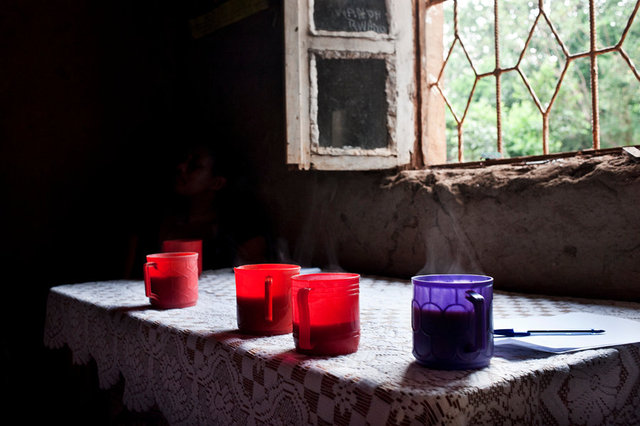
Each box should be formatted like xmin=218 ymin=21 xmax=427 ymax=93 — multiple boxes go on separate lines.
xmin=424 ymin=146 xmax=637 ymax=170
xmin=390 ymin=150 xmax=640 ymax=192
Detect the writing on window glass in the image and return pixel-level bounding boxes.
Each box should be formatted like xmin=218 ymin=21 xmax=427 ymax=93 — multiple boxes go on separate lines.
xmin=314 ymin=0 xmax=388 ymax=34
xmin=334 ymin=7 xmax=386 ymax=33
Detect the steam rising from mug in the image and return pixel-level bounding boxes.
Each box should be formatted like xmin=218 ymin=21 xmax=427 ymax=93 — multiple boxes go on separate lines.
xmin=418 ymin=201 xmax=484 ymax=276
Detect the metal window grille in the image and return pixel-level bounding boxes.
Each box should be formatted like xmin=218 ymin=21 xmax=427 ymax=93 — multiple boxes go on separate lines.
xmin=427 ymin=0 xmax=640 ymax=163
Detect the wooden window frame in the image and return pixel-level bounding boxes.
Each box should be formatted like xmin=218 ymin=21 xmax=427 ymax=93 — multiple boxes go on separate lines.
xmin=284 ymin=0 xmax=419 ymax=170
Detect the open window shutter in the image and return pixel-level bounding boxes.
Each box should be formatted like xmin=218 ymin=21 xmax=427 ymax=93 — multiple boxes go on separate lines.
xmin=285 ymin=0 xmax=416 ymax=170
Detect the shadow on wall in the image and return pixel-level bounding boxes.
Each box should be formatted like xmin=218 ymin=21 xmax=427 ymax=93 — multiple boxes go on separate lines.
xmin=285 ymin=173 xmax=345 ymax=272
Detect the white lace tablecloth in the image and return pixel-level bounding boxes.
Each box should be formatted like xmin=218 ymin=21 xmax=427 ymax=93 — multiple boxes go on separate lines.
xmin=44 ymin=269 xmax=640 ymax=425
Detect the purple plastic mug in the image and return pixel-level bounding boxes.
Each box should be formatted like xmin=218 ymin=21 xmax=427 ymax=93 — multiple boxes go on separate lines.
xmin=411 ymin=274 xmax=494 ymax=370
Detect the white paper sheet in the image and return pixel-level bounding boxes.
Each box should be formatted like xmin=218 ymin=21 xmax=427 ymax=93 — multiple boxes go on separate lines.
xmin=493 ymin=312 xmax=640 ymax=353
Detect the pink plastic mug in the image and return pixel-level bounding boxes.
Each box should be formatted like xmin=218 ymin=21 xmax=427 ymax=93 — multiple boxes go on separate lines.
xmin=234 ymin=264 xmax=301 ymax=335
xmin=144 ymin=252 xmax=199 ymax=309
xmin=162 ymin=239 xmax=203 ymax=276
xmin=292 ymin=273 xmax=360 ymax=356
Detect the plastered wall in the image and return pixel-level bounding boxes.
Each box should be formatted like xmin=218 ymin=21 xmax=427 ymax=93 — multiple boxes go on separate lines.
xmin=205 ymin=4 xmax=640 ymax=302
xmin=260 ymin=154 xmax=640 ymax=302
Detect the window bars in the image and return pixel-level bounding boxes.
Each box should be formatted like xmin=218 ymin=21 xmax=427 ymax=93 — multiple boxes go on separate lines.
xmin=427 ymin=0 xmax=640 ymax=163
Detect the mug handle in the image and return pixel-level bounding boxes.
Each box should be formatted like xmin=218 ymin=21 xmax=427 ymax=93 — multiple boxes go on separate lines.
xmin=144 ymin=262 xmax=159 ymax=302
xmin=296 ymin=288 xmax=312 ymax=350
xmin=264 ymin=275 xmax=273 ymax=321
xmin=465 ymin=290 xmax=487 ymax=351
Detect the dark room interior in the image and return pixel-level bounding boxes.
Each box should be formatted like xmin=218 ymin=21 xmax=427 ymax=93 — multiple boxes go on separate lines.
xmin=2 ymin=0 xmax=273 ymax=421
xmin=2 ymin=0 xmax=640 ymax=424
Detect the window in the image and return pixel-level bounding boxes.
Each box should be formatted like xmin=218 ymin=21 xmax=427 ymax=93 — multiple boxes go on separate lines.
xmin=284 ymin=0 xmax=415 ymax=170
xmin=436 ymin=0 xmax=640 ymax=164
xmin=285 ymin=0 xmax=640 ymax=170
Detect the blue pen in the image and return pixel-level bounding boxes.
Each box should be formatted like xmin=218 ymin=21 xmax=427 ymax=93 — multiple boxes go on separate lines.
xmin=494 ymin=328 xmax=606 ymax=337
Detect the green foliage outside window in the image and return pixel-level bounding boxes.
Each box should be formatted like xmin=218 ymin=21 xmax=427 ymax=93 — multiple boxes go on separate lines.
xmin=442 ymin=0 xmax=640 ymax=162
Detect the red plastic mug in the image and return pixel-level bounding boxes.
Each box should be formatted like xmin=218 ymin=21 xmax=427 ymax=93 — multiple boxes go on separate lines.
xmin=162 ymin=239 xmax=203 ymax=276
xmin=292 ymin=273 xmax=360 ymax=356
xmin=234 ymin=264 xmax=301 ymax=335
xmin=144 ymin=252 xmax=199 ymax=309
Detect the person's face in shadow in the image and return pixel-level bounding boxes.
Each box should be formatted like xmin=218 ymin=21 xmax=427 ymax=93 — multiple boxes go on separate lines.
xmin=174 ymin=147 xmax=226 ymax=199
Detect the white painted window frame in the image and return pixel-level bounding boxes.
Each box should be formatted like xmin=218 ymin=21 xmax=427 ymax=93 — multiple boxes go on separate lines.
xmin=284 ymin=0 xmax=416 ymax=170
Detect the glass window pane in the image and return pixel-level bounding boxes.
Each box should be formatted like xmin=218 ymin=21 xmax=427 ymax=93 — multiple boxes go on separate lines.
xmin=316 ymin=58 xmax=389 ymax=149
